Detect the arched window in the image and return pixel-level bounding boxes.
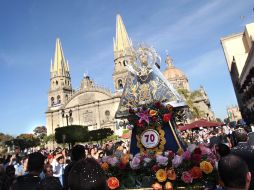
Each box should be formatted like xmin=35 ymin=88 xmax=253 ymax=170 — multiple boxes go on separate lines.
xmin=123 ymin=60 xmax=127 ymax=66
xmin=57 ymin=95 xmax=61 ymax=104
xmin=118 ymin=79 xmax=123 ymax=89
xmin=105 ymin=110 xmax=110 ymax=121
xmin=65 ymin=94 xmax=68 ymax=100
xmin=51 ymin=97 xmax=54 ymax=106
xmin=56 ymin=80 xmax=58 ymax=85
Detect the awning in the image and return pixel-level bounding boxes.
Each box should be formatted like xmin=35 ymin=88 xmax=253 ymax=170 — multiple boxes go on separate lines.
xmin=178 ymin=119 xmax=224 ymax=131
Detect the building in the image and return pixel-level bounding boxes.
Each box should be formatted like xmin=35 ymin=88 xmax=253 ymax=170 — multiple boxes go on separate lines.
xmin=45 ymin=15 xmax=133 ymax=135
xmin=221 ymin=23 xmax=254 ymax=124
xmin=163 ymin=55 xmax=215 ymax=121
xmin=46 ymin=14 xmax=216 ymax=135
xmin=227 ymin=105 xmax=242 ymax=123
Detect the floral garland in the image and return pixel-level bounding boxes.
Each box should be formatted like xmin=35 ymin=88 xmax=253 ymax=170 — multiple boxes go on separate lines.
xmin=101 ymin=144 xmax=218 ymax=190
xmin=126 ymin=102 xmax=175 ymax=153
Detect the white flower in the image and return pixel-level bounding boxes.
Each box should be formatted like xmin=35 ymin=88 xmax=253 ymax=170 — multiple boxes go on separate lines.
xmin=187 ymin=144 xmax=197 ymax=153
xmin=156 ymin=155 xmax=168 ymax=166
xmin=144 ymin=157 xmax=152 ymax=163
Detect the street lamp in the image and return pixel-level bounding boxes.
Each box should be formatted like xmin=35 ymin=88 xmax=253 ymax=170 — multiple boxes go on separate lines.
xmin=61 ymin=109 xmax=72 ymax=126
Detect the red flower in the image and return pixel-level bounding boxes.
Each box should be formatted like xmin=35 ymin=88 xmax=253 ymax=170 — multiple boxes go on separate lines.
xmin=168 ymin=150 xmax=174 ymax=159
xmin=189 ymin=166 xmax=202 ymax=179
xmin=194 ymin=148 xmax=202 ymax=155
xmin=152 ymin=165 xmax=159 ymax=172
xmin=136 ymin=120 xmax=144 ymax=127
xmin=163 ymin=114 xmax=171 ymax=122
xmin=107 ymin=177 xmax=119 ymax=190
xmin=154 ymin=102 xmax=161 ymax=108
xmin=118 ymin=162 xmax=126 ymax=169
xmin=191 ymin=154 xmax=202 ymax=165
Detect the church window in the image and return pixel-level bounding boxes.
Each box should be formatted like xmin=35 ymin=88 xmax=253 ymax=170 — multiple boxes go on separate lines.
xmin=123 ymin=60 xmax=127 ymax=66
xmin=51 ymin=97 xmax=54 ymax=106
xmin=57 ymin=95 xmax=61 ymax=104
xmin=118 ymin=79 xmax=123 ymax=89
xmin=105 ymin=110 xmax=110 ymax=121
xmin=56 ymin=80 xmax=58 ymax=85
xmin=65 ymin=94 xmax=68 ymax=100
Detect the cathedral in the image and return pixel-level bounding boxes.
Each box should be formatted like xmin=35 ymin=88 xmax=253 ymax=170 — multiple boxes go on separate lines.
xmin=46 ymin=15 xmax=215 ymax=136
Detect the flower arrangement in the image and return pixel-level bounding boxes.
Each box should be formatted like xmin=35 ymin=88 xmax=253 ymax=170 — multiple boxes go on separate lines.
xmin=126 ymin=102 xmax=174 ymax=132
xmin=100 ymin=144 xmax=218 ymax=190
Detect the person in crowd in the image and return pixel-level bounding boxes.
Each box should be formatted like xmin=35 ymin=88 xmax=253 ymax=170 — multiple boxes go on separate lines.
xmin=104 ymin=144 xmax=113 ymax=156
xmin=40 ymin=164 xmax=62 ymax=190
xmin=218 ymin=154 xmax=251 ymax=190
xmin=230 ymin=128 xmax=254 ymax=190
xmin=68 ymin=158 xmax=107 ymax=190
xmin=5 ymin=165 xmax=16 ymax=188
xmin=63 ymin=144 xmax=86 ymax=190
xmin=209 ymin=130 xmax=221 ymax=148
xmin=15 ymin=156 xmax=28 ymax=176
xmin=247 ymin=132 xmax=254 ymax=149
xmin=217 ymin=143 xmax=230 ymax=158
xmin=12 ymin=152 xmax=45 ymax=190
xmin=53 ymin=155 xmax=65 ymax=186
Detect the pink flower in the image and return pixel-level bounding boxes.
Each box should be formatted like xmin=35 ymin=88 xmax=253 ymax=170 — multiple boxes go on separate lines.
xmin=127 ymin=124 xmax=134 ymax=130
xmin=199 ymin=145 xmax=212 ymax=155
xmin=181 ymin=171 xmax=193 ymax=183
xmin=183 ymin=150 xmax=191 ymax=160
xmin=130 ymin=156 xmax=140 ymax=169
xmin=136 ymin=110 xmax=150 ymax=124
xmin=156 ymin=155 xmax=168 ymax=166
xmin=172 ymin=155 xmax=183 ymax=168
xmin=108 ymin=157 xmax=118 ymax=166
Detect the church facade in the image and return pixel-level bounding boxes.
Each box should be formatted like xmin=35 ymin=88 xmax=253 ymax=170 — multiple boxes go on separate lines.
xmin=46 ymin=15 xmax=215 ymax=136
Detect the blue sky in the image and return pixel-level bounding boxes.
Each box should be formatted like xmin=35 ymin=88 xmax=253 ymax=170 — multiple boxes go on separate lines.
xmin=0 ymin=0 xmax=253 ymax=135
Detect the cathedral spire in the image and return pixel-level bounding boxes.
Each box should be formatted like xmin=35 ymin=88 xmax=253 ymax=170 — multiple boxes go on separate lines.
xmin=52 ymin=38 xmax=69 ymax=77
xmin=113 ymin=14 xmax=132 ymax=52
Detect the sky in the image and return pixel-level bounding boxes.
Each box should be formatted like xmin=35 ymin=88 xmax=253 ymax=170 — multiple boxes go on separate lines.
xmin=0 ymin=0 xmax=253 ymax=135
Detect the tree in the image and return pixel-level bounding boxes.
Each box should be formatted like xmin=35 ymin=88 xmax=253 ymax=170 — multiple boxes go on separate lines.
xmin=33 ymin=126 xmax=47 ymax=142
xmin=55 ymin=125 xmax=89 ymax=147
xmin=6 ymin=133 xmax=40 ymax=150
xmin=88 ymin=128 xmax=114 ymax=143
xmin=216 ymin=118 xmax=222 ymax=123
xmin=43 ymin=134 xmax=55 ymax=144
xmin=177 ymin=88 xmax=205 ymax=119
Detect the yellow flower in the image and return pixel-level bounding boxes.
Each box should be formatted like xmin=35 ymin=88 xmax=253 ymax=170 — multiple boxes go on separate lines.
xmin=101 ymin=162 xmax=109 ymax=170
xmin=177 ymin=148 xmax=184 ymax=156
xmin=149 ymin=109 xmax=157 ymax=116
xmin=156 ymin=169 xmax=167 ymax=182
xmin=164 ymin=181 xmax=173 ymax=190
xmin=200 ymin=161 xmax=213 ymax=174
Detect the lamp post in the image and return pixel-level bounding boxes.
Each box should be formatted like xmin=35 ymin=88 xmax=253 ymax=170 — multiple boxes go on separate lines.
xmin=61 ymin=109 xmax=72 ymax=126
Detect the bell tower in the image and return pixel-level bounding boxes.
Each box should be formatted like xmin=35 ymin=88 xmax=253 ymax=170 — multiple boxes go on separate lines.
xmin=48 ymin=38 xmax=73 ymax=109
xmin=113 ymin=14 xmax=134 ymax=91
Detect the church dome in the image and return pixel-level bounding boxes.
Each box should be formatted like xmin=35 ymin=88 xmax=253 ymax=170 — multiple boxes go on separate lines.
xmin=163 ymin=55 xmax=187 ymax=80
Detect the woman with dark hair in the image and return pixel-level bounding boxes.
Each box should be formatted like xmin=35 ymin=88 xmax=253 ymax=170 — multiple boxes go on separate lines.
xmin=68 ymin=158 xmax=107 ymax=190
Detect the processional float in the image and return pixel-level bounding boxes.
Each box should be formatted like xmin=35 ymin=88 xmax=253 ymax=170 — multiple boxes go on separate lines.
xmin=115 ymin=45 xmax=187 ymax=155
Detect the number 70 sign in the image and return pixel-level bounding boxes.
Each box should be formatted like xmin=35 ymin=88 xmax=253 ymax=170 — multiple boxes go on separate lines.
xmin=141 ymin=129 xmax=160 ymax=148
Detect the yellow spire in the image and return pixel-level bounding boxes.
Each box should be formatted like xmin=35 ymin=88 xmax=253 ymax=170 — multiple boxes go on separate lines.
xmin=52 ymin=38 xmax=69 ymax=76
xmin=114 ymin=14 xmax=132 ymax=52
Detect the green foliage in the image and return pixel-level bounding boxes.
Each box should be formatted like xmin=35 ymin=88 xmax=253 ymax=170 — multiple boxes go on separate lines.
xmin=5 ymin=134 xmax=40 ymax=150
xmin=89 ymin=128 xmax=114 ymax=142
xmin=0 ymin=133 xmax=14 ymax=146
xmin=43 ymin=134 xmax=55 ymax=143
xmin=33 ymin=126 xmax=47 ymax=140
xmin=122 ymin=129 xmax=130 ymax=135
xmin=55 ymin=125 xmax=89 ymax=146
xmin=177 ymin=88 xmax=205 ymax=119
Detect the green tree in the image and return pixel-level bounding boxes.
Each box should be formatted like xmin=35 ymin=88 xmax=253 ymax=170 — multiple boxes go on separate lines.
xmin=89 ymin=128 xmax=114 ymax=143
xmin=33 ymin=126 xmax=47 ymax=139
xmin=43 ymin=134 xmax=55 ymax=144
xmin=55 ymin=125 xmax=89 ymax=147
xmin=177 ymin=88 xmax=205 ymax=119
xmin=6 ymin=134 xmax=40 ymax=150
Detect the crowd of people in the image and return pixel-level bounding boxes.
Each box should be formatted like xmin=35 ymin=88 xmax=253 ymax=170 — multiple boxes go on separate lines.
xmin=0 ymin=125 xmax=254 ymax=190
